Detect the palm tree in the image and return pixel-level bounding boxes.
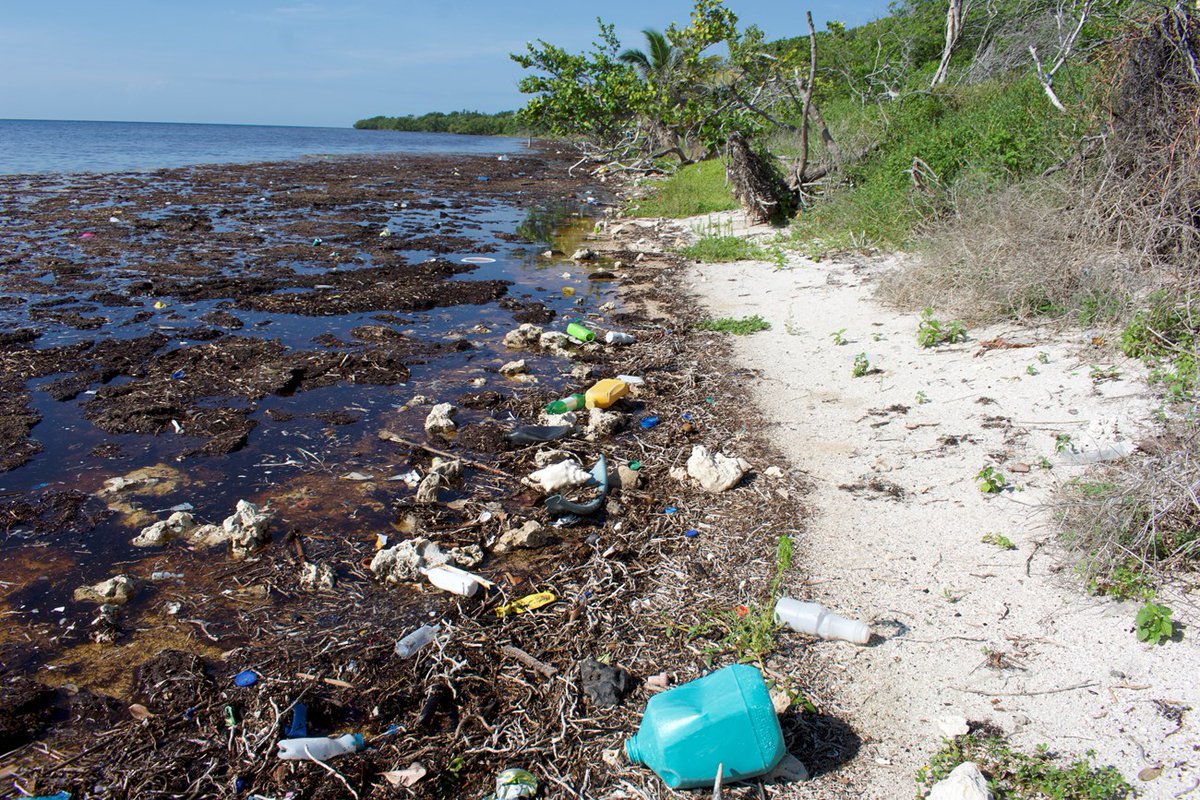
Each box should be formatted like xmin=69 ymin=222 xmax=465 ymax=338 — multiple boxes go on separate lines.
xmin=618 ymin=29 xmax=680 ymax=82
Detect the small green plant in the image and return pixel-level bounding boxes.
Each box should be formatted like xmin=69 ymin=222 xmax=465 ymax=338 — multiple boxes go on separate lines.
xmin=916 ymin=390 xmax=930 ymax=404
xmin=1026 ymin=363 xmax=1039 ymax=376
xmin=769 ymin=244 xmax=788 ymax=270
xmin=1054 ymin=433 xmax=1074 ymax=454
xmin=679 ymin=234 xmax=767 ymax=262
xmin=1039 ymin=456 xmax=1053 ymax=470
xmin=830 ymin=328 xmax=848 ymax=346
xmin=1038 ymin=351 xmax=1050 ymax=364
xmin=917 ymin=307 xmax=968 ymax=348
xmin=982 ymin=532 xmax=1017 ymax=550
xmin=1090 ymin=561 xmax=1156 ymax=601
xmin=1135 ymin=602 xmax=1175 ymax=644
xmin=696 ymin=315 xmax=771 ymax=335
xmin=1089 ymin=364 xmax=1121 ymax=383
xmin=976 ymin=466 xmax=1007 ymax=493
xmin=918 ymin=733 xmax=1133 ymax=798
xmin=852 ymin=352 xmax=870 ymax=377
xmin=627 ymin=160 xmax=740 ymax=218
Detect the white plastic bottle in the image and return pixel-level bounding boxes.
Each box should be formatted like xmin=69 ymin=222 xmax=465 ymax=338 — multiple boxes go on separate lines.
xmin=605 ymin=331 xmax=636 ymax=345
xmin=395 ymin=623 xmax=440 ymax=657
xmin=422 ymin=565 xmax=481 ymax=597
xmin=277 ymin=733 xmax=364 ymax=761
xmin=773 ymin=597 xmax=871 ymax=645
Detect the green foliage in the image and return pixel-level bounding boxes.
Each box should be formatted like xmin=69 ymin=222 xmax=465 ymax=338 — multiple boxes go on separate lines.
xmin=852 ymin=352 xmax=870 ymax=377
xmin=1120 ymin=292 xmax=1198 ymax=402
xmin=918 ymin=733 xmax=1134 ymax=799
xmin=917 ymin=307 xmax=967 ymax=347
xmin=792 ymin=75 xmax=1086 ymax=245
xmin=511 ymin=19 xmax=654 ymax=147
xmin=1055 ymin=433 xmax=1075 ymax=454
xmin=830 ymin=328 xmax=848 ymax=345
xmin=916 ymin=389 xmax=930 ymax=404
xmin=353 ymin=110 xmax=523 ymax=135
xmin=696 ymin=314 xmax=771 ymax=334
xmin=628 ymin=160 xmax=740 ymax=217
xmin=982 ymin=532 xmax=1017 ymax=550
xmin=977 ymin=466 xmax=1007 ymax=493
xmin=1135 ymin=602 xmax=1175 ymax=645
xmin=1089 ymin=561 xmax=1156 ymax=602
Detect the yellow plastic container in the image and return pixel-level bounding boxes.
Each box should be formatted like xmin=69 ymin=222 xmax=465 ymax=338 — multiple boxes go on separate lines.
xmin=585 ymin=378 xmax=629 ymax=409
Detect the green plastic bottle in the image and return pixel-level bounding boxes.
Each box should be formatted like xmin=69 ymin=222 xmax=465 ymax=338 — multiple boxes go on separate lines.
xmin=625 ymin=664 xmax=785 ymax=789
xmin=545 ymin=393 xmax=586 ymax=415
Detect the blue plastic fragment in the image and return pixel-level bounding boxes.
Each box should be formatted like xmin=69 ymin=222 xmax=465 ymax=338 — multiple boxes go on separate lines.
xmin=285 ymin=702 xmax=308 ymax=737
xmin=235 ymin=777 xmax=248 ymax=792
xmin=477 ymin=175 xmax=489 ymax=181
xmin=663 ymin=507 xmax=678 ymax=514
xmin=684 ymin=529 xmax=699 ymax=538
xmin=682 ymin=412 xmax=694 ymax=421
xmin=233 ymin=670 xmax=258 ymax=687
xmin=639 ymin=416 xmax=659 ymax=430
xmin=171 ymin=369 xmax=186 ymax=379
xmin=31 ymin=793 xmax=70 ymax=800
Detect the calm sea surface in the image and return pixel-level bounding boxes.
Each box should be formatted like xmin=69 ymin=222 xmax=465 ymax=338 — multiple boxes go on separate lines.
xmin=0 ymin=118 xmax=525 ymax=175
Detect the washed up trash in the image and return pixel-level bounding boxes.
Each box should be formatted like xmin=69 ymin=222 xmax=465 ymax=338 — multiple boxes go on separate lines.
xmin=277 ymin=733 xmax=364 ymax=761
xmin=626 ymin=664 xmax=785 ymax=789
xmin=382 ymin=762 xmax=428 ymax=788
xmin=494 ymin=520 xmax=551 ymax=553
xmin=580 ymin=657 xmax=633 ymax=707
xmin=545 ymin=455 xmax=607 ymax=517
xmin=605 ymin=331 xmax=636 ymax=345
xmin=370 ymin=538 xmax=482 ymax=584
xmin=285 ymin=702 xmax=308 ymax=738
xmin=487 ymin=767 xmax=538 ymax=800
xmin=927 ymin=762 xmax=992 ymax=800
xmin=561 ymin=286 xmax=576 ymax=297
xmin=423 ymin=564 xmax=485 ymax=597
xmin=234 ymin=670 xmax=258 ymax=687
xmin=507 ymin=425 xmax=573 ymax=446
xmin=774 ymin=598 xmax=870 ymax=644
xmin=640 ymin=416 xmax=660 ymax=429
xmin=525 ymin=459 xmax=591 ymax=493
xmin=683 ymin=445 xmax=750 ymax=492
xmin=545 ymin=393 xmax=586 ymax=415
xmin=684 ymin=529 xmax=699 ymax=538
xmin=566 ymin=321 xmax=595 ymax=342
xmin=74 ymin=574 xmax=137 ymax=605
xmin=388 ymin=469 xmax=422 ymax=487
xmin=617 ymin=374 xmax=645 ymax=386
xmin=496 ymin=591 xmax=556 ymax=618
xmin=28 ymin=793 xmax=71 ymax=800
xmin=395 ymin=623 xmax=440 ymax=657
xmin=462 ymin=256 xmax=496 ymax=264
xmin=80 ymin=232 xmax=95 ymax=239
xmin=340 ymin=471 xmax=373 ymax=481
xmin=585 ymin=378 xmax=628 ymax=409
xmin=424 ymin=403 xmax=458 ymax=435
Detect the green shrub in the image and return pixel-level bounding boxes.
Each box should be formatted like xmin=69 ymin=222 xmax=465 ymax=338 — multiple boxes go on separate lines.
xmin=696 ymin=315 xmax=771 ymax=335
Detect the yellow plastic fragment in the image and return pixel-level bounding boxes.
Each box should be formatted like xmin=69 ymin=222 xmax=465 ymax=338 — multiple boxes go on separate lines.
xmin=495 ymin=591 xmax=556 ymax=618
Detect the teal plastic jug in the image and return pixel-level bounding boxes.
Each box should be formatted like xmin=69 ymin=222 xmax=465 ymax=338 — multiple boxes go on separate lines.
xmin=625 ymin=664 xmax=785 ymax=789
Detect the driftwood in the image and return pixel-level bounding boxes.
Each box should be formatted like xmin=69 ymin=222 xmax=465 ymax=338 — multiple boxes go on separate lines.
xmin=725 ymin=132 xmax=794 ymax=224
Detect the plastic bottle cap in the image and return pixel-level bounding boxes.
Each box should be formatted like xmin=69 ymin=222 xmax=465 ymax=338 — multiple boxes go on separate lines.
xmin=233 ymin=670 xmax=258 ymax=687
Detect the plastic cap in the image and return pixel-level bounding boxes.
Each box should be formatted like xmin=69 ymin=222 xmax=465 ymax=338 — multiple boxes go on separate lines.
xmin=624 ymin=736 xmax=641 ymax=765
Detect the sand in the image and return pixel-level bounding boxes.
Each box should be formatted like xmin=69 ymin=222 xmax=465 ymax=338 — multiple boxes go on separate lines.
xmin=675 ymin=210 xmax=1199 ymax=798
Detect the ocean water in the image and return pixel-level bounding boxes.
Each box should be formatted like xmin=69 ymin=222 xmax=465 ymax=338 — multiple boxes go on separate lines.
xmin=0 ymin=118 xmax=525 ymax=175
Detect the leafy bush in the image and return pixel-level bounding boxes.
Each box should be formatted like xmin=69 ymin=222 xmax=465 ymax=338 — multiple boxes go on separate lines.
xmin=1135 ymin=602 xmax=1175 ymax=644
xmin=917 ymin=307 xmax=967 ymax=347
xmin=696 ymin=315 xmax=771 ymax=335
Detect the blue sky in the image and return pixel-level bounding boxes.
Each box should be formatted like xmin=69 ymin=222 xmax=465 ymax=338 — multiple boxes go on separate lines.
xmin=1 ymin=1 xmax=894 ymax=128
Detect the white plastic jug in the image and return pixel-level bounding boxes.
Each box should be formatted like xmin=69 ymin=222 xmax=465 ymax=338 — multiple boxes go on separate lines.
xmin=277 ymin=733 xmax=363 ymax=761
xmin=423 ymin=565 xmax=481 ymax=597
xmin=395 ymin=623 xmax=440 ymax=657
xmin=774 ymin=598 xmax=871 ymax=644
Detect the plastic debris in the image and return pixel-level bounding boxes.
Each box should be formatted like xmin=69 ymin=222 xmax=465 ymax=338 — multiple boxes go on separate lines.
xmin=340 ymin=471 xmax=374 ymax=481
xmin=370 ymin=538 xmax=483 ymax=584
xmin=395 ymin=623 xmax=440 ymax=657
xmin=545 ymin=455 xmax=608 ymax=517
xmin=488 ymin=767 xmax=538 ymax=800
xmin=507 ymin=425 xmax=573 ymax=445
xmin=382 ymin=762 xmax=428 ymax=788
xmin=423 ymin=564 xmax=486 ymax=596
xmin=566 ymin=321 xmax=595 ymax=342
xmin=277 ymin=733 xmax=363 ymax=761
xmin=684 ymin=529 xmax=699 ymax=538
xmin=285 ymin=702 xmax=308 ymax=738
xmin=234 ymin=670 xmax=258 ymax=687
xmin=605 ymin=331 xmax=636 ymax=345
xmin=639 ymin=416 xmax=660 ymax=429
xmin=495 ymin=591 xmax=556 ymax=618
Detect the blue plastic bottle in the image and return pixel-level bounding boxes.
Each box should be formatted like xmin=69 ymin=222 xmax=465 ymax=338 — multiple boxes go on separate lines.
xmin=625 ymin=664 xmax=785 ymax=789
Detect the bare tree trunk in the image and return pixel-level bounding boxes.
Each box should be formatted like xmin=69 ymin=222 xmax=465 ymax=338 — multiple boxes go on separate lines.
xmin=794 ymin=11 xmax=819 ymax=188
xmin=931 ymin=0 xmax=964 ymax=87
xmin=809 ymin=101 xmax=843 ymax=165
xmin=1030 ymin=0 xmax=1096 ymax=112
